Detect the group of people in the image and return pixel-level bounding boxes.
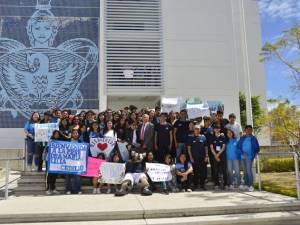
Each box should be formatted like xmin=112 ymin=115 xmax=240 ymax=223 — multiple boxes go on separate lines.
xmin=24 ymin=105 xmax=260 ymax=196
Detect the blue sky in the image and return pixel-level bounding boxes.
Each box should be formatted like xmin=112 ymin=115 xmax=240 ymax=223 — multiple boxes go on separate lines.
xmin=259 ymin=0 xmax=300 ymax=105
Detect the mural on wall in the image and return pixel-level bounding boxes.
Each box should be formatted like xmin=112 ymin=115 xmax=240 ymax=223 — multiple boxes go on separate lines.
xmin=0 ymin=0 xmax=99 ymax=127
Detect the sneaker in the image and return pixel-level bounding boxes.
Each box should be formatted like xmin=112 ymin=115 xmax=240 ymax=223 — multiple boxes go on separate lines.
xmin=228 ymin=185 xmax=234 ymax=191
xmin=214 ymin=185 xmax=220 ymax=191
xmin=224 ymin=186 xmax=229 ymax=191
xmin=243 ymin=185 xmax=249 ymax=191
xmin=93 ymin=188 xmax=97 ymax=194
xmin=45 ymin=190 xmax=52 ymax=195
xmin=66 ymin=191 xmax=71 ymax=195
xmin=52 ymin=190 xmax=60 ymax=195
xmin=115 ymin=189 xmax=128 ymax=197
xmin=238 ymin=185 xmax=244 ymax=190
xmin=162 ymin=189 xmax=169 ymax=195
xmin=96 ymin=188 xmax=101 ymax=194
xmin=78 ymin=191 xmax=82 ymax=195
xmin=186 ymin=189 xmax=192 ymax=192
xmin=106 ymin=188 xmax=111 ymax=194
xmin=141 ymin=188 xmax=152 ymax=196
xmin=248 ymin=186 xmax=254 ymax=192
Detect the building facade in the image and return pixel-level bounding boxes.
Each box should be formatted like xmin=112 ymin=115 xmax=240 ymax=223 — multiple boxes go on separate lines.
xmin=0 ymin=0 xmax=266 ymax=149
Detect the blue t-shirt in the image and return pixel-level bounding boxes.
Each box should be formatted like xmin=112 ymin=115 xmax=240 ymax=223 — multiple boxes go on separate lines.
xmin=226 ymin=138 xmax=240 ymax=160
xmin=242 ymin=137 xmax=252 ymax=156
xmin=175 ymin=162 xmax=192 ymax=173
xmin=24 ymin=121 xmax=35 ymax=137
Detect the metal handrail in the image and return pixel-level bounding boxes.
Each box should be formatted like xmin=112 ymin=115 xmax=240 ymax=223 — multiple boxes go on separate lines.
xmin=1 ymin=157 xmax=25 ymax=200
xmin=256 ymin=151 xmax=300 ymax=200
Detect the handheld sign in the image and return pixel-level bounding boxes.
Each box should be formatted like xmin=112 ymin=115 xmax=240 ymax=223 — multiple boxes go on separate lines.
xmin=48 ymin=141 xmax=88 ymax=175
xmin=146 ymin=163 xmax=172 ymax=182
xmin=90 ymin=137 xmax=117 ymax=159
xmin=34 ymin=123 xmax=59 ymax=142
xmin=81 ymin=157 xmax=105 ymax=177
xmin=100 ymin=162 xmax=125 ymax=184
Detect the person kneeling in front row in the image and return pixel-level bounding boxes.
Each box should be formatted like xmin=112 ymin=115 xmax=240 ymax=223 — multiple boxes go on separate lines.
xmin=115 ymin=151 xmax=152 ymax=196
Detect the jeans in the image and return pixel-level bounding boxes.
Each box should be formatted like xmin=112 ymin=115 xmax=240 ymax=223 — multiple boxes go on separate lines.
xmin=65 ymin=174 xmax=82 ymax=193
xmin=176 ymin=143 xmax=185 ymax=160
xmin=227 ymin=160 xmax=241 ymax=186
xmin=161 ymin=181 xmax=171 ymax=190
xmin=243 ymin=154 xmax=254 ymax=187
xmin=26 ymin=138 xmax=39 ymax=166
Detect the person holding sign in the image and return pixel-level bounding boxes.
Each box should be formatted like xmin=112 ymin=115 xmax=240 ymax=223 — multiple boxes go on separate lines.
xmin=115 ymin=151 xmax=152 ymax=197
xmin=187 ymin=125 xmax=208 ymax=190
xmin=210 ymin=125 xmax=227 ymax=190
xmin=45 ymin=130 xmax=61 ymax=195
xmin=175 ymin=153 xmax=193 ymax=192
xmin=24 ymin=112 xmax=41 ymax=171
xmin=65 ymin=129 xmax=83 ymax=195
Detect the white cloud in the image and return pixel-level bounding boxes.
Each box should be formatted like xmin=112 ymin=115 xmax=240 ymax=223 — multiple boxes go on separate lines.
xmin=259 ymin=0 xmax=300 ymax=21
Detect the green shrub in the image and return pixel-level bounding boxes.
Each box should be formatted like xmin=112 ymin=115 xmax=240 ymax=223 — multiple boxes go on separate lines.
xmin=259 ymin=157 xmax=299 ymax=173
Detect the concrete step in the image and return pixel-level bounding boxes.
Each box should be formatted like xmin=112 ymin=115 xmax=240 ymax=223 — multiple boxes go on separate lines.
xmin=2 ymin=211 xmax=300 ymax=225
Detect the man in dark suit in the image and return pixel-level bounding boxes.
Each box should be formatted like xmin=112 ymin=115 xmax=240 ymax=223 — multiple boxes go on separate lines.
xmin=138 ymin=114 xmax=154 ymax=152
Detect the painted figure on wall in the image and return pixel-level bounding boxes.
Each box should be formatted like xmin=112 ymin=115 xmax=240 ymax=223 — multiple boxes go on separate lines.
xmin=0 ymin=0 xmax=99 ymax=119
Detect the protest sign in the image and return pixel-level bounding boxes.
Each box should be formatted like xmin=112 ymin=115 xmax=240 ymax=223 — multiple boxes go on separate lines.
xmin=118 ymin=142 xmax=129 ymax=162
xmin=161 ymin=97 xmax=181 ymax=113
xmin=100 ymin=162 xmax=125 ymax=184
xmin=186 ymin=104 xmax=210 ymax=119
xmin=90 ymin=137 xmax=117 ymax=158
xmin=146 ymin=163 xmax=172 ymax=182
xmin=48 ymin=141 xmax=88 ymax=175
xmin=34 ymin=123 xmax=59 ymax=142
xmin=81 ymin=157 xmax=105 ymax=177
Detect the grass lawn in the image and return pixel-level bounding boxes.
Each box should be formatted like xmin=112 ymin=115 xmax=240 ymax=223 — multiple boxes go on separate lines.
xmin=258 ymin=172 xmax=297 ymax=198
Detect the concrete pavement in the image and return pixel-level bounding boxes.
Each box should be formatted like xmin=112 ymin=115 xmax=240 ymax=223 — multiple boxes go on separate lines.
xmin=0 ymin=190 xmax=299 ymax=224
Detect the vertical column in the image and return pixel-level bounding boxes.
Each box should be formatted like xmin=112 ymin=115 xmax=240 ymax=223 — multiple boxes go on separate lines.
xmin=99 ymin=0 xmax=107 ymax=111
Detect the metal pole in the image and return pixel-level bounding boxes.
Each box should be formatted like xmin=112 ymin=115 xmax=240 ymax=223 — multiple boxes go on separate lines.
xmin=4 ymin=160 xmax=10 ymax=200
xmin=256 ymin=154 xmax=262 ymax=191
xmin=293 ymin=152 xmax=300 ymax=200
xmin=24 ymin=139 xmax=28 ymax=172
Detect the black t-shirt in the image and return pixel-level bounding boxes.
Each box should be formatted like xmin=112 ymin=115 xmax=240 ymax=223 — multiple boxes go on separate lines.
xmin=210 ymin=135 xmax=226 ymax=156
xmin=173 ymin=120 xmax=189 ymax=143
xmin=155 ymin=123 xmax=173 ymax=146
xmin=201 ymin=127 xmax=214 ymax=144
xmin=187 ymin=135 xmax=207 ymax=160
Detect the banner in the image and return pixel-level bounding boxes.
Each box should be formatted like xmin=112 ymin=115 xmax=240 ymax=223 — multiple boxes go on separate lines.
xmin=100 ymin=162 xmax=125 ymax=184
xmin=34 ymin=123 xmax=59 ymax=142
xmin=118 ymin=142 xmax=129 ymax=162
xmin=90 ymin=137 xmax=117 ymax=159
xmin=81 ymin=157 xmax=105 ymax=177
xmin=48 ymin=141 xmax=88 ymax=175
xmin=146 ymin=163 xmax=172 ymax=182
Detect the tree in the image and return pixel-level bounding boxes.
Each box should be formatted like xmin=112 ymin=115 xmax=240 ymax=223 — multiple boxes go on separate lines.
xmin=261 ymin=26 xmax=300 ymax=93
xmin=258 ymin=101 xmax=300 ymax=147
xmin=239 ymin=92 xmax=264 ymax=133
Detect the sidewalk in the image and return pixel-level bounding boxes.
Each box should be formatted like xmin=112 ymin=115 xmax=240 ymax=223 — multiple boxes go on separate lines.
xmin=0 ymin=190 xmax=298 ymax=224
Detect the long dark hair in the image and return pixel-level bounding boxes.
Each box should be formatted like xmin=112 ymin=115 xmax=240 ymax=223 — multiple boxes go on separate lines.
xmin=51 ymin=130 xmax=61 ymax=140
xmin=178 ymin=153 xmax=189 ymax=171
xmin=30 ymin=112 xmax=40 ymax=123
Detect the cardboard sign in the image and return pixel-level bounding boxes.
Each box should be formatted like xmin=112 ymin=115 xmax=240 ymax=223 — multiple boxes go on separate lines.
xmin=100 ymin=162 xmax=125 ymax=184
xmin=118 ymin=142 xmax=129 ymax=162
xmin=48 ymin=141 xmax=88 ymax=175
xmin=81 ymin=157 xmax=105 ymax=177
xmin=90 ymin=137 xmax=117 ymax=159
xmin=146 ymin=163 xmax=172 ymax=182
xmin=161 ymin=97 xmax=181 ymax=113
xmin=34 ymin=123 xmax=59 ymax=142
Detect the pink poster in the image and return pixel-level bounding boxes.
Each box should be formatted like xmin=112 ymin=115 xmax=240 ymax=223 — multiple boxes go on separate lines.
xmin=81 ymin=157 xmax=105 ymax=177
